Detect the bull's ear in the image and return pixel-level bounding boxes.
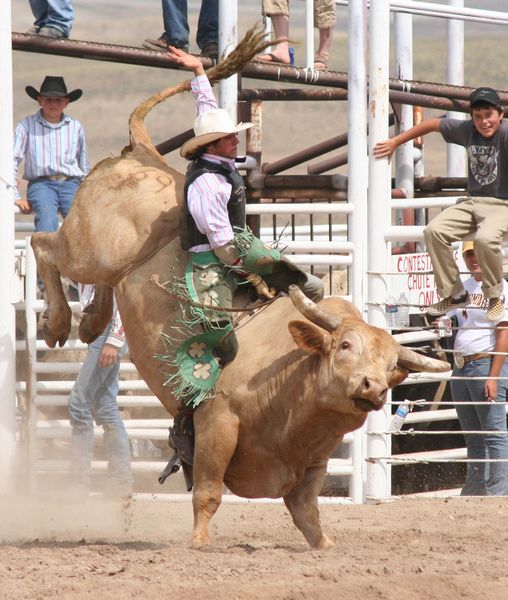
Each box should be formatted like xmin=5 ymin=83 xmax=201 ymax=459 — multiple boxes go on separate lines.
xmin=288 ymin=320 xmax=331 ymax=354
xmin=388 ymin=366 xmax=409 ymax=388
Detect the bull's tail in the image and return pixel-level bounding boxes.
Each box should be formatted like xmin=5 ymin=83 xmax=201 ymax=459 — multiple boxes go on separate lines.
xmin=128 ymin=23 xmax=274 ymax=153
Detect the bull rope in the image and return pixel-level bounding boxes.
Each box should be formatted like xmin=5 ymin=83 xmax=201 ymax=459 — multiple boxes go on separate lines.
xmin=150 ymin=273 xmax=279 ymax=316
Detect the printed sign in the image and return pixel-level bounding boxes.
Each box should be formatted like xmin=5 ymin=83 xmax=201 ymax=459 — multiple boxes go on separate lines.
xmin=390 ymin=249 xmax=466 ymax=313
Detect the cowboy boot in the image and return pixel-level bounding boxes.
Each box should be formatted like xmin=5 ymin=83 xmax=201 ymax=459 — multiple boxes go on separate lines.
xmin=168 ymin=406 xmax=195 ymax=466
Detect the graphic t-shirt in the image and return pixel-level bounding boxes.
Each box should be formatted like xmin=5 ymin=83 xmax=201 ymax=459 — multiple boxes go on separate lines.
xmin=450 ymin=278 xmax=508 ymax=354
xmin=439 ymin=119 xmax=508 ymax=199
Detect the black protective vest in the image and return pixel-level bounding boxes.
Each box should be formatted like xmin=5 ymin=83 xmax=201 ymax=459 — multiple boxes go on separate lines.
xmin=180 ymin=157 xmax=246 ymax=250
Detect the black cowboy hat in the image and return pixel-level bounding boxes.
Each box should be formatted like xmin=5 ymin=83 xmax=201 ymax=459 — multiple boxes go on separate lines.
xmin=25 ymin=76 xmax=82 ymax=102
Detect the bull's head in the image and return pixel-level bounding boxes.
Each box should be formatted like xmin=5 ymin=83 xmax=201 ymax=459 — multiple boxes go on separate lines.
xmin=286 ymin=285 xmax=450 ymax=414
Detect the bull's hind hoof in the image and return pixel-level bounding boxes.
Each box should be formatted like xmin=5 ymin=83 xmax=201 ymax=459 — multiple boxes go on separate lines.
xmin=191 ymin=535 xmax=210 ymax=549
xmin=313 ymin=533 xmax=335 ymax=550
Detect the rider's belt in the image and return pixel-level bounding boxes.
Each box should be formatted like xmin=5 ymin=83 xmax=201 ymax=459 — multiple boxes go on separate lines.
xmin=454 ymin=352 xmax=490 ymax=368
xmin=32 ymin=174 xmax=75 ymax=182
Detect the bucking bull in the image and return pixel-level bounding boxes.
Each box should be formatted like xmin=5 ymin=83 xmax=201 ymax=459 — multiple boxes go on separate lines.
xmin=30 ymin=28 xmax=450 ymax=549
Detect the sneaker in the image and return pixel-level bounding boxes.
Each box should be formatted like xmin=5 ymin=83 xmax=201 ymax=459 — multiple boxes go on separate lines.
xmin=486 ymin=297 xmax=505 ymax=322
xmin=427 ymin=292 xmax=469 ymax=316
xmin=37 ymin=26 xmax=66 ymax=39
xmin=200 ymin=43 xmax=219 ymax=59
xmin=26 ymin=26 xmax=40 ymax=35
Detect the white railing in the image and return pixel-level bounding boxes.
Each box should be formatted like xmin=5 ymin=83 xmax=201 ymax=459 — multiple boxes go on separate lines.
xmin=336 ymin=0 xmax=508 ymax=25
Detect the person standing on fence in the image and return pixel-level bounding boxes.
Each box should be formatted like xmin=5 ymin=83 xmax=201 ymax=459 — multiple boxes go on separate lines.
xmin=256 ymin=0 xmax=336 ymax=70
xmin=374 ymin=86 xmax=508 ymax=322
xmin=448 ymin=241 xmax=508 ymax=496
xmin=26 ymin=0 xmax=75 ymax=39
xmin=13 ymin=75 xmax=89 ymax=229
xmin=68 ymin=284 xmax=134 ymax=498
xmin=143 ymin=0 xmax=219 ymax=59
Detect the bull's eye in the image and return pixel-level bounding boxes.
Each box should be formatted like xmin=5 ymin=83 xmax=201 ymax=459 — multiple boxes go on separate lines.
xmin=340 ymin=341 xmax=350 ymax=350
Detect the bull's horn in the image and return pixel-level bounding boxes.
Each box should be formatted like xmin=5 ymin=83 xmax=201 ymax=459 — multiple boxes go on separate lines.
xmin=288 ymin=285 xmax=341 ymax=332
xmin=397 ymin=345 xmax=450 ymax=372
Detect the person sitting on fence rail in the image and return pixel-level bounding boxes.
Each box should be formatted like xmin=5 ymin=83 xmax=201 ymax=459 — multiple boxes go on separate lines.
xmin=374 ymin=86 xmax=508 ymax=322
xmin=158 ymin=47 xmax=324 ymax=466
xmin=447 ymin=241 xmax=508 ymax=496
xmin=256 ymin=0 xmax=336 ymax=70
xmin=13 ymin=75 xmax=89 ymax=229
xmin=68 ymin=284 xmax=134 ymax=499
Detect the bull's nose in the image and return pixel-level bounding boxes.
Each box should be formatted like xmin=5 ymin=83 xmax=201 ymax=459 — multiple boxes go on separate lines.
xmin=360 ymin=377 xmax=388 ymax=401
xmin=352 ymin=376 xmax=388 ymax=412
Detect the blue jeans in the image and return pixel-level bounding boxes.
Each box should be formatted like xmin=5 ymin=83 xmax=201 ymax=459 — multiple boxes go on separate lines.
xmin=68 ymin=326 xmax=133 ymax=491
xmin=161 ymin=0 xmax=218 ymax=49
xmin=27 ymin=178 xmax=80 ymax=233
xmin=451 ymin=358 xmax=508 ymax=496
xmin=28 ymin=0 xmax=74 ymax=36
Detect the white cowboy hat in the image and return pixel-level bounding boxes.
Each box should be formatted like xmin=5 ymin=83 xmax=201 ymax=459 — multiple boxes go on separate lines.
xmin=180 ymin=108 xmax=253 ymax=159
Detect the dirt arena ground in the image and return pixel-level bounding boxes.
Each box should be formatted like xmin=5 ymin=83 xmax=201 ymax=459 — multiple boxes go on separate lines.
xmin=0 ymin=494 xmax=506 ymax=599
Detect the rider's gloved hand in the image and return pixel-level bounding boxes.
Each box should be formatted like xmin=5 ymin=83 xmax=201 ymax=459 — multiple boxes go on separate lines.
xmin=246 ymin=273 xmax=276 ymax=299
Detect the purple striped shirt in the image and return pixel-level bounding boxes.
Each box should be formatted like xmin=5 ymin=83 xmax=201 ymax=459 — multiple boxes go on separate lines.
xmin=13 ymin=109 xmax=89 ymax=200
xmin=187 ymin=75 xmax=237 ymax=252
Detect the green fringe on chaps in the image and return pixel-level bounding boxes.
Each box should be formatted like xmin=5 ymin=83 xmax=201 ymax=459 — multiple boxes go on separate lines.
xmin=155 ymin=251 xmax=233 ymax=409
xmin=155 ymin=228 xmax=306 ymax=408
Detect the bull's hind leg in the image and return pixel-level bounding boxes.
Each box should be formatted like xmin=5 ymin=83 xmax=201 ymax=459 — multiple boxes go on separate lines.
xmin=30 ymin=233 xmax=72 ymax=348
xmin=191 ymin=408 xmax=239 ymax=547
xmin=283 ymin=461 xmax=335 ymax=549
xmin=79 ymin=284 xmax=114 ymax=344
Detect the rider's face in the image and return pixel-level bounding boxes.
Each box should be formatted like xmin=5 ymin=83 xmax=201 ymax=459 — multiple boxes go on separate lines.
xmin=207 ymin=133 xmax=239 ymax=159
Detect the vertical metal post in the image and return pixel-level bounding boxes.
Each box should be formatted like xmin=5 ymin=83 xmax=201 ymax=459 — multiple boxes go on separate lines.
xmin=394 ymin=8 xmax=414 ymax=248
xmin=446 ymin=0 xmax=466 ymax=177
xmin=305 ymin=0 xmax=315 ymax=69
xmin=347 ymin=0 xmax=369 ymax=503
xmin=366 ymin=0 xmax=392 ymax=500
xmin=246 ymin=100 xmax=263 ymax=167
xmin=25 ymin=238 xmax=39 ymax=492
xmin=263 ymin=14 xmax=272 ymax=55
xmin=246 ymin=100 xmax=263 ymax=236
xmin=218 ymin=0 xmax=238 ymax=121
xmin=0 ymin=0 xmax=17 ymax=492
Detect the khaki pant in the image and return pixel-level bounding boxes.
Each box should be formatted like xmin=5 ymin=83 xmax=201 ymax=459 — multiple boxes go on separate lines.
xmin=423 ymin=197 xmax=508 ymax=299
xmin=262 ymin=0 xmax=336 ymax=29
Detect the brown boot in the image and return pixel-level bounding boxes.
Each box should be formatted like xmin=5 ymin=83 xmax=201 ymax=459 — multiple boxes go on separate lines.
xmin=169 ymin=408 xmax=194 ymax=466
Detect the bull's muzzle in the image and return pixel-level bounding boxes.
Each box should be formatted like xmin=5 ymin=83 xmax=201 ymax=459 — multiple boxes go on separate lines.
xmin=352 ymin=377 xmax=388 ymax=412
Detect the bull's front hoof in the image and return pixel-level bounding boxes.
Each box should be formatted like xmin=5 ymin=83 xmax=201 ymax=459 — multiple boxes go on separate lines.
xmin=79 ymin=313 xmax=107 ymax=345
xmin=43 ymin=324 xmax=70 ymax=348
xmin=42 ymin=309 xmax=71 ymax=348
